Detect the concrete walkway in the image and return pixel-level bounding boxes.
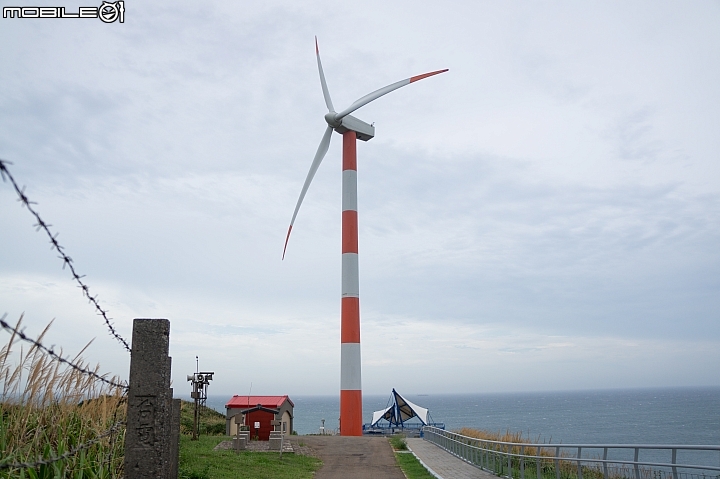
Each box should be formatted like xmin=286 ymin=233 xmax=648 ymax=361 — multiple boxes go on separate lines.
xmin=295 ymin=435 xmax=405 ymax=479
xmin=406 ymin=438 xmax=497 ymax=479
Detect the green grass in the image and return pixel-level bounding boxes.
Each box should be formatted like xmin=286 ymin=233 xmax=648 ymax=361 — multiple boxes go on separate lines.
xmin=179 ymin=400 xmax=226 ymax=436
xmin=395 ymin=452 xmax=436 ymax=479
xmin=179 ymin=435 xmax=322 ymax=479
xmin=388 ymin=434 xmax=408 ymax=451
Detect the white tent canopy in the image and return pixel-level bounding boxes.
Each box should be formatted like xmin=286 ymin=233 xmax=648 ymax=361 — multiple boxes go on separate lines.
xmin=371 ymin=405 xmax=393 ymax=426
xmin=371 ymin=389 xmax=430 ymax=427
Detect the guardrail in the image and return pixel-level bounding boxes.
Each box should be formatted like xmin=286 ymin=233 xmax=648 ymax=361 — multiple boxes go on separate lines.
xmin=363 ymin=422 xmax=445 ymax=435
xmin=422 ymin=426 xmax=720 ymax=479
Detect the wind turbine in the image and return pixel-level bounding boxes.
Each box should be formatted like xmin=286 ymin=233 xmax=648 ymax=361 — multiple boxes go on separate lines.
xmin=283 ymin=38 xmax=447 ymax=436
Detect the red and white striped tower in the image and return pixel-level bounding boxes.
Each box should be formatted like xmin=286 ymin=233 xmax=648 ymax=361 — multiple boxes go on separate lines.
xmin=340 ymin=130 xmax=362 ymax=435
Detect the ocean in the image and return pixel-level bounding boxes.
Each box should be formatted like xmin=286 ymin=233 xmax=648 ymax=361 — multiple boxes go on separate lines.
xmin=197 ymin=387 xmax=719 ymax=446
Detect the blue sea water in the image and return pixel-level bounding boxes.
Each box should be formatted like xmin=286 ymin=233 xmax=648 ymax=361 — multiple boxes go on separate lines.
xmin=199 ymin=387 xmax=720 ymax=446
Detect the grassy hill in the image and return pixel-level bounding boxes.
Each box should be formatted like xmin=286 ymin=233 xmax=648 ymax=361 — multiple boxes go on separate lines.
xmin=180 ymin=399 xmax=226 ymax=436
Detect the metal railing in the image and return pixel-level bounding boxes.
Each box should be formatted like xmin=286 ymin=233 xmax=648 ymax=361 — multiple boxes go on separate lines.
xmin=363 ymin=422 xmax=445 ymax=435
xmin=422 ymin=427 xmax=720 ymax=479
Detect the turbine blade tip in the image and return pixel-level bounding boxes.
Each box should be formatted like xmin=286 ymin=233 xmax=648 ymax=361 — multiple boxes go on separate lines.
xmin=315 ymin=37 xmax=319 ymax=54
xmin=409 ymin=69 xmax=449 ymax=83
xmin=282 ymin=225 xmax=293 ymax=260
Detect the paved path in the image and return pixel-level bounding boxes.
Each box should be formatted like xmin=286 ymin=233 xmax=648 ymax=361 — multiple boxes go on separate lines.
xmin=293 ymin=436 xmax=405 ymax=479
xmin=407 ymin=438 xmax=497 ymax=479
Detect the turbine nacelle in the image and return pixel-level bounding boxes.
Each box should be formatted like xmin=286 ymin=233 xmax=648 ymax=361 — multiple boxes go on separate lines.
xmin=329 ymin=114 xmax=375 ymax=142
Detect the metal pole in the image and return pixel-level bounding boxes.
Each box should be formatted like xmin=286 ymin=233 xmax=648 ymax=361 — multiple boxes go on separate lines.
xmin=603 ymin=447 xmax=609 ymax=479
xmin=555 ymin=447 xmax=560 ymax=479
xmin=577 ymin=447 xmax=582 ymax=479
xmin=193 ymin=357 xmax=199 ymax=441
xmin=537 ymin=446 xmax=542 ymax=479
xmin=193 ymin=388 xmax=199 ymax=441
xmin=634 ymin=447 xmax=640 ymax=479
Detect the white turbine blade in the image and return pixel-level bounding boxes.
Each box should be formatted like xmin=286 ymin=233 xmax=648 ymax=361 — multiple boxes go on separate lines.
xmin=316 ymin=37 xmax=335 ymax=113
xmin=283 ymin=125 xmax=334 ymax=259
xmin=335 ymin=69 xmax=448 ymax=120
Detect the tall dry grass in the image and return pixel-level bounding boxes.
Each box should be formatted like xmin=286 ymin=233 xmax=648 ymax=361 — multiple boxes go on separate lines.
xmin=455 ymin=427 xmax=599 ymax=479
xmin=0 ymin=315 xmax=126 ymax=478
xmin=452 ymin=428 xmax=672 ymax=479
xmin=456 ymin=427 xmax=553 ymax=458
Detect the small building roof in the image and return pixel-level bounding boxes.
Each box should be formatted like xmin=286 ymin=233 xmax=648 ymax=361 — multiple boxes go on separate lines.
xmin=225 ymin=395 xmax=294 ymax=409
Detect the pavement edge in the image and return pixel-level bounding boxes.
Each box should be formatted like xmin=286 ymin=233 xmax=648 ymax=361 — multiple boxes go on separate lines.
xmin=406 ymin=446 xmax=444 ymax=479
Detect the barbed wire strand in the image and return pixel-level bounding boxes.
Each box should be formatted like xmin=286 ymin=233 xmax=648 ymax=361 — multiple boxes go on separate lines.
xmin=0 ymin=314 xmax=128 ymax=390
xmin=0 ymin=420 xmax=126 ymax=472
xmin=0 ymin=159 xmax=131 ymax=353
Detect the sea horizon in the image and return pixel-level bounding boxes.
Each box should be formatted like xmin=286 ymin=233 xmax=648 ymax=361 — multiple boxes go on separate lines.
xmin=186 ymin=385 xmax=719 ymax=446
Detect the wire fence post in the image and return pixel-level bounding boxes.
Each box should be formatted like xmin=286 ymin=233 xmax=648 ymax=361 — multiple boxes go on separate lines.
xmin=124 ymin=318 xmax=177 ymax=479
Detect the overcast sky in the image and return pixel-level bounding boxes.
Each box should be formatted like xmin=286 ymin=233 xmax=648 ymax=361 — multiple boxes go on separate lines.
xmin=1 ymin=1 xmax=719 ymax=398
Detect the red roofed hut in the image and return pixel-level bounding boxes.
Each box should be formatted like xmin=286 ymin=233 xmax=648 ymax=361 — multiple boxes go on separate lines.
xmin=225 ymin=395 xmax=294 ymax=440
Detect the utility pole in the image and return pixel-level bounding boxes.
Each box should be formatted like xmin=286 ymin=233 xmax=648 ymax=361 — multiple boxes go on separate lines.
xmin=187 ymin=356 xmax=214 ymax=440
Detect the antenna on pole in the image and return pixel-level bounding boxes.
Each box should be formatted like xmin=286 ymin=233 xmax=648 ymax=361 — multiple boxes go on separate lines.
xmin=188 ymin=356 xmax=214 ymax=441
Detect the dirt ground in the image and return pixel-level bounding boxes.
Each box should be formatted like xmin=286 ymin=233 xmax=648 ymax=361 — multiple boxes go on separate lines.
xmin=288 ymin=435 xmax=406 ymax=479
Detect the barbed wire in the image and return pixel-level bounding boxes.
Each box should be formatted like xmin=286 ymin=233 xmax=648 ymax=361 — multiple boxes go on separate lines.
xmin=0 ymin=314 xmax=128 ymax=390
xmin=0 ymin=419 xmax=126 ymax=472
xmin=0 ymin=159 xmax=131 ymax=353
